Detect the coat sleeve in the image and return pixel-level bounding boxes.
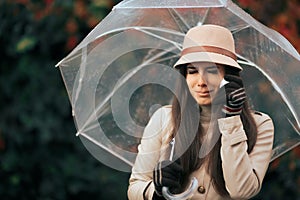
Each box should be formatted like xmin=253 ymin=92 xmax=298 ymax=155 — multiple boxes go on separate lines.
xmin=127 ymin=107 xmax=172 ymax=200
xmin=218 ymin=113 xmax=274 ymax=199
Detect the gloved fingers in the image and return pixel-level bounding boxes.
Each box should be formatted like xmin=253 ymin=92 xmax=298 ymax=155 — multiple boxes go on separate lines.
xmin=229 ymin=98 xmax=246 ymax=108
xmin=228 ymin=88 xmax=246 ymax=104
xmin=161 ymin=177 xmax=181 ymax=189
xmin=225 ymin=81 xmax=241 ymax=92
xmin=154 ymin=160 xmax=183 ymax=186
xmin=222 ymin=105 xmax=243 ymax=116
xmin=154 ymin=162 xmax=163 ymax=186
xmin=222 ymin=75 xmax=246 ymax=117
xmin=228 ymin=100 xmax=245 ymax=108
xmin=168 ymin=161 xmax=183 ymax=172
xmin=163 ymin=169 xmax=182 ymax=183
xmin=163 ymin=168 xmax=182 ymax=179
xmin=160 ymin=160 xmax=183 ymax=174
xmin=224 ymin=74 xmax=244 ymax=87
xmin=161 ymin=162 xmax=183 ymax=182
xmin=214 ymin=82 xmax=239 ymax=105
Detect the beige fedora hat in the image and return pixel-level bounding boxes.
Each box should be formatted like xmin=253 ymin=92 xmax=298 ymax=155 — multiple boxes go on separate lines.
xmin=174 ymin=24 xmax=242 ymax=70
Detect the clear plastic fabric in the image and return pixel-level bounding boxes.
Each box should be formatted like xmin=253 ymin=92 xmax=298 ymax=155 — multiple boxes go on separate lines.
xmin=57 ymin=0 xmax=300 ymax=172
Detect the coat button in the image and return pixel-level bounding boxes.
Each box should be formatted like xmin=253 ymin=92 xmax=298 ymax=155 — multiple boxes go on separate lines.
xmin=198 ymin=185 xmax=206 ymax=194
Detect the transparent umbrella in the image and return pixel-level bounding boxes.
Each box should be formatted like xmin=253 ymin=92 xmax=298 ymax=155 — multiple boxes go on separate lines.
xmin=56 ymin=0 xmax=300 ymax=179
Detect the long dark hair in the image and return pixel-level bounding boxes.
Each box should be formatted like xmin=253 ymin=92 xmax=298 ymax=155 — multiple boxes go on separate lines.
xmin=171 ymin=65 xmax=258 ymax=196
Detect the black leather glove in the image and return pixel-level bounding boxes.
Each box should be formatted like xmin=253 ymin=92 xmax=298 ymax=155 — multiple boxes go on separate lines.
xmin=222 ymin=74 xmax=246 ymax=117
xmin=152 ymin=160 xmax=183 ymax=199
xmin=213 ymin=74 xmax=246 ymax=117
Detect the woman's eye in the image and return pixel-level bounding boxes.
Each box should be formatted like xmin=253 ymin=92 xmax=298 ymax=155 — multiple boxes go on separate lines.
xmin=187 ymin=68 xmax=198 ymax=74
xmin=206 ymin=68 xmax=218 ymax=74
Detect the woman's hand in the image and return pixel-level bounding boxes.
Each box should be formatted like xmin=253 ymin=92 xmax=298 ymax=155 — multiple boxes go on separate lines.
xmin=153 ymin=160 xmax=183 ymax=199
xmin=213 ymin=74 xmax=246 ymax=117
xmin=222 ymin=74 xmax=246 ymax=117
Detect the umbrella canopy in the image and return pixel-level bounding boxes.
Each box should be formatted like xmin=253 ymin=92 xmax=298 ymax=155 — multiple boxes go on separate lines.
xmin=56 ymin=0 xmax=300 ymax=172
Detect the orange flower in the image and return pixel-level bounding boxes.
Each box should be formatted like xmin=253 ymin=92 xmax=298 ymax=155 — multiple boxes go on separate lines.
xmin=270 ymin=158 xmax=280 ymax=170
xmin=66 ymin=19 xmax=78 ymax=34
xmin=292 ymin=146 xmax=300 ymax=158
xmin=74 ymin=0 xmax=88 ymax=19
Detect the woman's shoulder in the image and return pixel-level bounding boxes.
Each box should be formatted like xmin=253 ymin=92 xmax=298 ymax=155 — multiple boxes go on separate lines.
xmin=146 ymin=105 xmax=173 ymax=143
xmin=251 ymin=110 xmax=274 ymax=133
xmin=146 ymin=105 xmax=173 ymax=130
xmin=251 ymin=110 xmax=272 ymax=121
xmin=159 ymin=105 xmax=172 ymax=111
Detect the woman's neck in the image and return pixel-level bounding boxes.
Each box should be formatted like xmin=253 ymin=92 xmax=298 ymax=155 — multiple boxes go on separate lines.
xmin=200 ymin=105 xmax=212 ymax=124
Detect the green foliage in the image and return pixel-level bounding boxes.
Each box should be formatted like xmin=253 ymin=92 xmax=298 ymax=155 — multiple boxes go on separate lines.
xmin=0 ymin=1 xmax=129 ymax=200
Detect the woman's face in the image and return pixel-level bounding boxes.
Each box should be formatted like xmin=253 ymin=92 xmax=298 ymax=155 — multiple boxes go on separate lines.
xmin=186 ymin=62 xmax=225 ymax=105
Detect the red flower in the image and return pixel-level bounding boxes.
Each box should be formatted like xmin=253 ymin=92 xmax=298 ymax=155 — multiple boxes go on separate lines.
xmin=0 ymin=138 xmax=4 ymax=151
xmin=66 ymin=35 xmax=79 ymax=51
xmin=292 ymin=146 xmax=300 ymax=158
xmin=66 ymin=19 xmax=78 ymax=34
xmin=14 ymin=0 xmax=29 ymax=4
xmin=44 ymin=0 xmax=54 ymax=6
xmin=238 ymin=0 xmax=251 ymax=8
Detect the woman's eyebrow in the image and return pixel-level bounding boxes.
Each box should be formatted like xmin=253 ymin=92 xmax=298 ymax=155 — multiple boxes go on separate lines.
xmin=187 ymin=65 xmax=197 ymax=69
xmin=205 ymin=65 xmax=218 ymax=69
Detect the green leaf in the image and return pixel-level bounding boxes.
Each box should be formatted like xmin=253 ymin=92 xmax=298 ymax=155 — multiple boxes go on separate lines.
xmin=16 ymin=36 xmax=36 ymax=53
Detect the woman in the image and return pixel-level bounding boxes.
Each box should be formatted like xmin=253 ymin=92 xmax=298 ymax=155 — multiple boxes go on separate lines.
xmin=128 ymin=25 xmax=274 ymax=200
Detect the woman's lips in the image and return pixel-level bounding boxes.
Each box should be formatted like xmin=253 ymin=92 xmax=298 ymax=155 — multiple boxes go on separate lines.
xmin=195 ymin=90 xmax=211 ymax=97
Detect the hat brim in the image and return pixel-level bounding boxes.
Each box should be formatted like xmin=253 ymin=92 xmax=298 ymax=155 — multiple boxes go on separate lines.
xmin=173 ymin=52 xmax=242 ymax=70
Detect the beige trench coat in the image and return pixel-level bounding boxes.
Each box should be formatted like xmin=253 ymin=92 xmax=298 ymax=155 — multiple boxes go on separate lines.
xmin=128 ymin=106 xmax=274 ymax=200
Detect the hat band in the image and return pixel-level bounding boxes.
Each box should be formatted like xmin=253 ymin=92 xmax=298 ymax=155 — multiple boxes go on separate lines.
xmin=181 ymin=46 xmax=237 ymax=61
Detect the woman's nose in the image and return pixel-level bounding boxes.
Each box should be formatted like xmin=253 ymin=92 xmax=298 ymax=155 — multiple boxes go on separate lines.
xmin=197 ymin=73 xmax=207 ymax=87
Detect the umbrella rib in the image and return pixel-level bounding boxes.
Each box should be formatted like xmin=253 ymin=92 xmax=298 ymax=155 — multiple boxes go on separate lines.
xmin=132 ymin=27 xmax=183 ymax=50
xmin=231 ymin=24 xmax=251 ymax=34
xmin=237 ymin=54 xmax=300 ymax=128
xmin=152 ymin=54 xmax=179 ymax=63
xmin=287 ymin=115 xmax=300 ymax=136
xmin=59 ymin=27 xmax=183 ymax=66
xmin=168 ymin=8 xmax=191 ymax=31
xmin=197 ymin=8 xmax=210 ymax=26
xmin=167 ymin=8 xmax=211 ymax=30
xmin=75 ymin=29 xmax=182 ymax=132
xmin=75 ymin=113 xmax=106 ymax=136
xmin=67 ymin=26 xmax=183 ymax=133
xmin=271 ymin=115 xmax=300 ymax=161
xmin=79 ymin=46 xmax=178 ymax=132
xmin=271 ymin=142 xmax=300 ymax=162
xmin=94 ymin=26 xmax=184 ymax=41
xmin=99 ymin=47 xmax=175 ymax=107
xmin=77 ymin=132 xmax=134 ymax=167
xmin=72 ymin=46 xmax=88 ymax=108
xmin=56 ymin=52 xmax=82 ymax=67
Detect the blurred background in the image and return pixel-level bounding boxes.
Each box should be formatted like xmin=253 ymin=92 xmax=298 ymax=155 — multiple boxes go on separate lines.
xmin=0 ymin=0 xmax=299 ymax=199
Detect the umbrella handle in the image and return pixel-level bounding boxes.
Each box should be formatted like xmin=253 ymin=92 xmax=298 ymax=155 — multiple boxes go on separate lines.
xmin=162 ymin=177 xmax=198 ymax=200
